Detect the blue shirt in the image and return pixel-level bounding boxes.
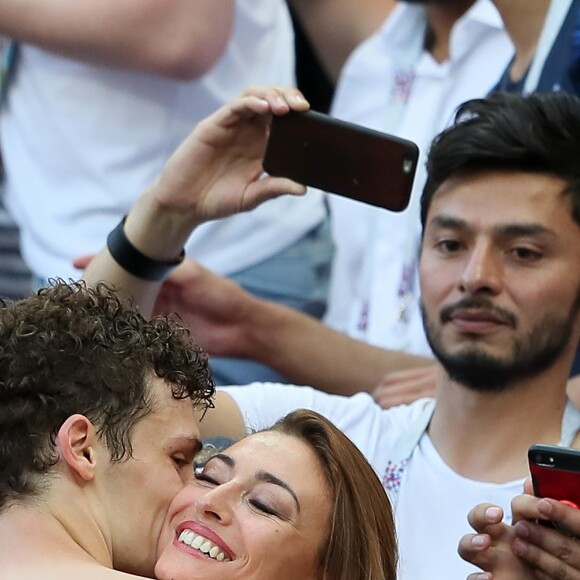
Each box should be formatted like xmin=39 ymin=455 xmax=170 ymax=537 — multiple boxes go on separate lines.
xmin=494 ymin=0 xmax=580 ymax=94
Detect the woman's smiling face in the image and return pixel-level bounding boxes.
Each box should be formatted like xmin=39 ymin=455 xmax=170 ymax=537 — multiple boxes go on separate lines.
xmin=154 ymin=430 xmax=332 ymax=580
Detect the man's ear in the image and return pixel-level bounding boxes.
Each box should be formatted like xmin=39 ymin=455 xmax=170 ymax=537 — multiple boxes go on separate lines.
xmin=56 ymin=414 xmax=101 ymax=481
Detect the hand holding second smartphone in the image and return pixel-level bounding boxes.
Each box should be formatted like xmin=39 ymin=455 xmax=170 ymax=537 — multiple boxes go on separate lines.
xmin=528 ymin=444 xmax=580 ymax=535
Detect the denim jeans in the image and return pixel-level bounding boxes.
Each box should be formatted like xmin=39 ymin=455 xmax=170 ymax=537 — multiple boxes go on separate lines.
xmin=210 ymin=214 xmax=334 ymax=386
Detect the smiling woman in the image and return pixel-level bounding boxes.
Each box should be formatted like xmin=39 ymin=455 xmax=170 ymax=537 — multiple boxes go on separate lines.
xmin=154 ymin=410 xmax=397 ymax=580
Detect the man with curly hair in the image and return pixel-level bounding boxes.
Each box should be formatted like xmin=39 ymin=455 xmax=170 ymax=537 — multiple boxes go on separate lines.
xmin=0 ymin=280 xmax=215 ymax=578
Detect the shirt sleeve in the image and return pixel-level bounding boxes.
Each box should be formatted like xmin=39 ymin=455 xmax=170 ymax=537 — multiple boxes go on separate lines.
xmin=219 ymin=382 xmax=430 ymax=474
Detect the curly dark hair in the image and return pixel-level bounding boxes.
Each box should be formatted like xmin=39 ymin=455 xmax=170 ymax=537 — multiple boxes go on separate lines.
xmin=420 ymin=91 xmax=580 ymax=230
xmin=0 ymin=280 xmax=214 ymax=508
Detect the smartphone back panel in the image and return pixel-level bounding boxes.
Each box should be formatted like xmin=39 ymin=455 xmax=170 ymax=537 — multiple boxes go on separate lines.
xmin=263 ymin=110 xmax=418 ymax=212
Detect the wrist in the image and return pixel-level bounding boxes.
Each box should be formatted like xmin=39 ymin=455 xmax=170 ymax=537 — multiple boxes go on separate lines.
xmin=107 ymin=216 xmax=185 ymax=281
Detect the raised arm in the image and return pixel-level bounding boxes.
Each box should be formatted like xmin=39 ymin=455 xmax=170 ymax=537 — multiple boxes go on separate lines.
xmin=83 ymin=86 xmax=309 ymax=312
xmin=83 ymin=84 xmax=432 ymax=401
xmin=0 ymin=0 xmax=233 ymax=78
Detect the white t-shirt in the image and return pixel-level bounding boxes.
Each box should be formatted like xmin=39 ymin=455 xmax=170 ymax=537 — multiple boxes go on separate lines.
xmin=1 ymin=0 xmax=326 ymax=280
xmin=323 ymin=0 xmax=514 ymax=356
xmin=396 ymin=435 xmax=523 ymax=579
xmin=221 ymin=383 xmax=526 ymax=579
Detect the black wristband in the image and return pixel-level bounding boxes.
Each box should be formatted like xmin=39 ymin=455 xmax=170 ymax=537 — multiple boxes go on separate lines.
xmin=106 ymin=216 xmax=185 ymax=281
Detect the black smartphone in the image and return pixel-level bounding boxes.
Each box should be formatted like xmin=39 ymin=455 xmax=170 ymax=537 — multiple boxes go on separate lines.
xmin=263 ymin=110 xmax=419 ymax=212
xmin=528 ymin=444 xmax=580 ymax=533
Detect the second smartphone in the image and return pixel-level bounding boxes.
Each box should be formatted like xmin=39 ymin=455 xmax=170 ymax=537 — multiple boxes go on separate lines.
xmin=528 ymin=444 xmax=580 ymax=533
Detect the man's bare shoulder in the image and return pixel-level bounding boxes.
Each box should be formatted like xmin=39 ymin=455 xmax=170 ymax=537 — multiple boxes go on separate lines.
xmin=4 ymin=562 xmax=148 ymax=580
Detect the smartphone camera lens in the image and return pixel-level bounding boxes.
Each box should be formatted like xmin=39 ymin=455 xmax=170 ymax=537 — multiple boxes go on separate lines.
xmin=534 ymin=453 xmax=555 ymax=467
xmin=403 ymin=158 xmax=414 ymax=174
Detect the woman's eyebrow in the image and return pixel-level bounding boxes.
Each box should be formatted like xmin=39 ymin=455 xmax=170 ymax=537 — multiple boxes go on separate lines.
xmin=256 ymin=470 xmax=301 ymax=512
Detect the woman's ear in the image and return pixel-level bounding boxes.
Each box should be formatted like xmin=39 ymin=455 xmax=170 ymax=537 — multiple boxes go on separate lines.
xmin=56 ymin=414 xmax=100 ymax=481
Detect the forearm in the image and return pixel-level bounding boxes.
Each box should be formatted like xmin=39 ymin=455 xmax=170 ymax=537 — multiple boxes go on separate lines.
xmin=288 ymin=0 xmax=394 ymax=82
xmin=84 ymin=188 xmax=197 ymax=316
xmin=83 ymin=88 xmax=311 ymax=318
xmin=243 ymin=298 xmax=432 ymax=395
xmin=0 ymin=0 xmax=233 ymax=79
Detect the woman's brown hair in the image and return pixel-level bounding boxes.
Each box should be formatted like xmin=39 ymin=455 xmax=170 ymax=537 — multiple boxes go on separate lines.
xmin=270 ymin=409 xmax=398 ymax=580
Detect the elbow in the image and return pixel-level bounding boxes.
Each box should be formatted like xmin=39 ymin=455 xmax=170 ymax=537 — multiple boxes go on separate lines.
xmin=154 ymin=24 xmax=233 ymax=81
xmin=160 ymin=45 xmax=225 ymax=81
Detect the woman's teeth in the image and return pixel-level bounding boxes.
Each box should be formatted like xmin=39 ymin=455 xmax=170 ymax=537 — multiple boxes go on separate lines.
xmin=178 ymin=529 xmax=232 ymax=562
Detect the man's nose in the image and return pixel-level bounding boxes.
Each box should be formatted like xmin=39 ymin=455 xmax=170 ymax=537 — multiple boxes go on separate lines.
xmin=458 ymin=242 xmax=503 ymax=295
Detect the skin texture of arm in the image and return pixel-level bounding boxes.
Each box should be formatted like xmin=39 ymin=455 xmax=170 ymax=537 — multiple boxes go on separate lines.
xmin=288 ymin=0 xmax=395 ymax=82
xmin=153 ymin=258 xmax=434 ymax=396
xmin=0 ymin=0 xmax=234 ymax=79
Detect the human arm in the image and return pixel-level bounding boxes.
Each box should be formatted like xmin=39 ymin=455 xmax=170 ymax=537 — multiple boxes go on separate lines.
xmin=83 ymin=86 xmax=309 ymax=314
xmin=0 ymin=0 xmax=233 ymax=79
xmin=152 ymin=257 xmax=433 ymax=396
xmin=287 ymin=0 xmax=395 ymax=82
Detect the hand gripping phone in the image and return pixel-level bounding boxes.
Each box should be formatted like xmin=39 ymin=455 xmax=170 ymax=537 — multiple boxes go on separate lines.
xmin=263 ymin=110 xmax=419 ymax=212
xmin=528 ymin=444 xmax=580 ymax=534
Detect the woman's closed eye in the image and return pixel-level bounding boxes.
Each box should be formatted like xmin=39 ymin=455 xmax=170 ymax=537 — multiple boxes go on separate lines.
xmin=249 ymin=498 xmax=279 ymax=517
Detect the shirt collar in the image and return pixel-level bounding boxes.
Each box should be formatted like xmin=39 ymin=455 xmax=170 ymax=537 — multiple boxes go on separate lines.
xmin=380 ymin=0 xmax=505 ymax=47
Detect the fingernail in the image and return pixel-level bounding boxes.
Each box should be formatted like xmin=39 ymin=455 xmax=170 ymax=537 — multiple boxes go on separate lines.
xmin=290 ymin=94 xmax=308 ymax=105
xmin=538 ymin=498 xmax=554 ymax=517
xmin=485 ymin=506 xmax=502 ymax=520
xmin=515 ymin=521 xmax=530 ymax=538
xmin=471 ymin=535 xmax=487 ymax=547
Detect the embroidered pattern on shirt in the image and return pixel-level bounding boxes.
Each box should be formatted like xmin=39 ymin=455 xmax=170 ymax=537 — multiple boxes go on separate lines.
xmin=383 ymin=459 xmax=408 ymax=493
xmin=391 ymin=70 xmax=414 ymax=104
